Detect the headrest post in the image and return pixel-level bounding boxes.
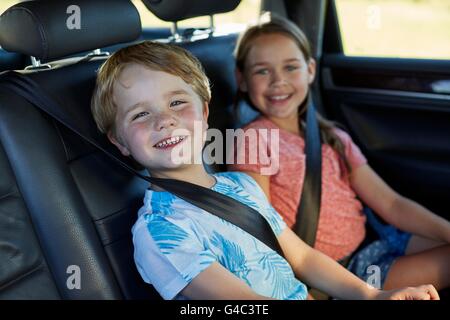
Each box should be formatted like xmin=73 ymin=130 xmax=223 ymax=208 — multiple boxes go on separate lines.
xmin=88 ymin=48 xmax=110 ymax=57
xmin=209 ymin=15 xmax=215 ymax=32
xmin=26 ymin=56 xmax=51 ymax=70
xmin=170 ymin=21 xmax=182 ymax=42
xmin=30 ymin=56 xmax=41 ymax=68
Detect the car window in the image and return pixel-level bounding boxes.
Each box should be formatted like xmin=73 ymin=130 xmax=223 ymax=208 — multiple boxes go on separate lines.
xmin=335 ymin=0 xmax=450 ymax=60
xmin=0 ymin=0 xmax=20 ymax=14
xmin=132 ymin=0 xmax=261 ymax=33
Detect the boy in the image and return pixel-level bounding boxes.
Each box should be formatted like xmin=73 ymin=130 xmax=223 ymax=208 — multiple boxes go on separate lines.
xmin=91 ymin=41 xmax=438 ymax=300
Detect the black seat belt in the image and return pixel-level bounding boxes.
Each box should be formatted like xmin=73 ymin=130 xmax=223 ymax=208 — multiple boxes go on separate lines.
xmin=292 ymin=95 xmax=322 ymax=247
xmin=0 ymin=71 xmax=285 ymax=258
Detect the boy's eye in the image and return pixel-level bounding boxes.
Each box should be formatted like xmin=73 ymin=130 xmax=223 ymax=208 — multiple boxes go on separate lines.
xmin=170 ymin=100 xmax=186 ymax=107
xmin=132 ymin=111 xmax=149 ymax=121
xmin=286 ymin=65 xmax=300 ymax=71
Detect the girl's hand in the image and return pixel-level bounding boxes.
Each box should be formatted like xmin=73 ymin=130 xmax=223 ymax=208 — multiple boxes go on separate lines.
xmin=376 ymin=284 xmax=440 ymax=300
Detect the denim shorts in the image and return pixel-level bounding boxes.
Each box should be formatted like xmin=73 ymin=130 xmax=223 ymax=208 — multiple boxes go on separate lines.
xmin=347 ymin=208 xmax=412 ymax=288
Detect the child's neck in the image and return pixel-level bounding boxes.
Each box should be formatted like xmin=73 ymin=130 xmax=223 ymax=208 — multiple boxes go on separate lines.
xmin=268 ymin=114 xmax=300 ymax=136
xmin=148 ymin=164 xmax=216 ymax=191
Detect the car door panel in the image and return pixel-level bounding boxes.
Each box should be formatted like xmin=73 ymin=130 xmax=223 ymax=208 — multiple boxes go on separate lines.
xmin=321 ymin=2 xmax=450 ymax=220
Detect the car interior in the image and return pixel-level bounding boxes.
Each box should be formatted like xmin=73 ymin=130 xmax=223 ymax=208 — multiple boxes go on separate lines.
xmin=0 ymin=0 xmax=449 ymax=299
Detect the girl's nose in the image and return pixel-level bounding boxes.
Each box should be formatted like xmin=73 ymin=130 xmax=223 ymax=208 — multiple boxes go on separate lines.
xmin=271 ymin=70 xmax=287 ymax=87
xmin=154 ymin=113 xmax=177 ymax=131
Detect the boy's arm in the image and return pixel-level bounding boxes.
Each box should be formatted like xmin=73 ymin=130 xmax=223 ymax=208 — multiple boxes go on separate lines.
xmin=278 ymin=227 xmax=439 ymax=300
xmin=350 ymin=164 xmax=450 ymax=243
xmin=180 ymin=262 xmax=275 ymax=300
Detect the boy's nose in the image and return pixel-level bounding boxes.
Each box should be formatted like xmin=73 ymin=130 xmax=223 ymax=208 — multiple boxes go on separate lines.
xmin=154 ymin=113 xmax=177 ymax=131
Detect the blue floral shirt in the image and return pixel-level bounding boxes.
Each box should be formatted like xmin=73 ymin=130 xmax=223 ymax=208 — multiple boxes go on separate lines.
xmin=132 ymin=172 xmax=308 ymax=300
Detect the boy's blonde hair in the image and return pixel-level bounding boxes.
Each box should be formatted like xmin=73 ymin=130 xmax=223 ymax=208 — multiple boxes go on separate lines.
xmin=91 ymin=41 xmax=211 ymax=136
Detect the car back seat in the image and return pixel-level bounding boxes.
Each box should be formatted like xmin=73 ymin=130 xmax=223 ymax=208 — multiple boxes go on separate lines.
xmin=0 ymin=0 xmax=242 ymax=299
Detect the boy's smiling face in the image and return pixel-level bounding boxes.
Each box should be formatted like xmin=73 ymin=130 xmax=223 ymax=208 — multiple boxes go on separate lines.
xmin=109 ymin=63 xmax=209 ymax=173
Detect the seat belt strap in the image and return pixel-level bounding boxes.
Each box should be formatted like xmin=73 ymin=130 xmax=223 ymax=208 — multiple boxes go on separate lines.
xmin=0 ymin=71 xmax=285 ymax=258
xmin=293 ymin=95 xmax=322 ymax=247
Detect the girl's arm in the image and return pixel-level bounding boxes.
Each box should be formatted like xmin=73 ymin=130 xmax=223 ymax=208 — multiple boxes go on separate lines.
xmin=278 ymin=227 xmax=439 ymax=300
xmin=279 ymin=226 xmax=377 ymax=299
xmin=242 ymin=171 xmax=271 ymax=201
xmin=350 ymin=164 xmax=450 ymax=243
xmin=180 ymin=241 xmax=438 ymax=300
xmin=180 ymin=262 xmax=274 ymax=300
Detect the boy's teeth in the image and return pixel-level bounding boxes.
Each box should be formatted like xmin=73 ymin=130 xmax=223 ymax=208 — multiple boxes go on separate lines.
xmin=155 ymin=136 xmax=185 ymax=148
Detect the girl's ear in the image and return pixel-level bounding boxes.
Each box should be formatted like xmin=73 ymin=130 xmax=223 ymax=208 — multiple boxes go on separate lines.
xmin=235 ymin=68 xmax=248 ymax=92
xmin=307 ymin=58 xmax=317 ymax=85
xmin=107 ymin=131 xmax=131 ymax=156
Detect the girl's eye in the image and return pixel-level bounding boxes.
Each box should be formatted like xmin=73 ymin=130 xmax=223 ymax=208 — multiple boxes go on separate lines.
xmin=254 ymin=68 xmax=269 ymax=75
xmin=132 ymin=111 xmax=148 ymax=121
xmin=170 ymin=100 xmax=186 ymax=107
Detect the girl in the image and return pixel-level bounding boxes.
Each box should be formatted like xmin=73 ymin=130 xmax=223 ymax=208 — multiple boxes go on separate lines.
xmin=229 ymin=14 xmax=450 ymax=292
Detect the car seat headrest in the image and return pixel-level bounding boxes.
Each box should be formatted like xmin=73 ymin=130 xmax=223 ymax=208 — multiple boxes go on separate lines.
xmin=142 ymin=0 xmax=241 ymax=22
xmin=0 ymin=0 xmax=141 ymax=62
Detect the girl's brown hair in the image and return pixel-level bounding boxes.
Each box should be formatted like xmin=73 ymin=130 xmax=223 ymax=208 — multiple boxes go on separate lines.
xmin=235 ymin=14 xmax=351 ymax=172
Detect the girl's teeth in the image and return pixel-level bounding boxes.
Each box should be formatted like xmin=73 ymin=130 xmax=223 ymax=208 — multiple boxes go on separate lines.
xmin=271 ymin=95 xmax=289 ymax=100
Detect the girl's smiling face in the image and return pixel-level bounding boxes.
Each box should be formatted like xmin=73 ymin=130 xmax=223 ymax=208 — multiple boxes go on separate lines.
xmin=109 ymin=63 xmax=209 ymax=173
xmin=238 ymin=33 xmax=316 ymax=122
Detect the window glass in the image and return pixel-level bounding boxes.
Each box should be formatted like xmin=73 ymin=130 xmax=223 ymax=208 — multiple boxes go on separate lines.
xmin=0 ymin=0 xmax=20 ymax=14
xmin=335 ymin=0 xmax=450 ymax=59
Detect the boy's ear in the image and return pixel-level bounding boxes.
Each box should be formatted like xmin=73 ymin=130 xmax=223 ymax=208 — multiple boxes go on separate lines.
xmin=307 ymin=58 xmax=317 ymax=85
xmin=235 ymin=68 xmax=248 ymax=92
xmin=203 ymin=101 xmax=209 ymax=121
xmin=107 ymin=131 xmax=131 ymax=156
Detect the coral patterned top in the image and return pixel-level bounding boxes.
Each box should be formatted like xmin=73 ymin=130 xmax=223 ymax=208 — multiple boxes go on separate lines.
xmin=229 ymin=116 xmax=368 ymax=261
